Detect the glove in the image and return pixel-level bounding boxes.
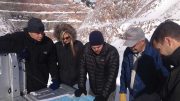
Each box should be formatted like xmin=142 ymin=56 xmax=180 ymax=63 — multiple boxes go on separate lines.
xmin=94 ymin=95 xmax=106 ymax=101
xmin=74 ymin=89 xmax=87 ymax=97
xmin=49 ymin=79 xmax=60 ymax=90
xmin=120 ymin=93 xmax=127 ymax=101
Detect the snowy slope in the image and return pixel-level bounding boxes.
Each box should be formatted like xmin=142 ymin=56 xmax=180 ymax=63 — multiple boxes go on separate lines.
xmin=0 ymin=16 xmax=16 ymax=36
xmin=77 ymin=0 xmax=180 ymax=43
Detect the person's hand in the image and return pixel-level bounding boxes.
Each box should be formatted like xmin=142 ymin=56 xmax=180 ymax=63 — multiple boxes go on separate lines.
xmin=74 ymin=89 xmax=87 ymax=97
xmin=94 ymin=95 xmax=106 ymax=101
xmin=49 ymin=79 xmax=60 ymax=90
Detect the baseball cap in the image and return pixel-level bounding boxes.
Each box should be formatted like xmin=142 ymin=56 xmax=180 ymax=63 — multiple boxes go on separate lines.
xmin=123 ymin=27 xmax=145 ymax=47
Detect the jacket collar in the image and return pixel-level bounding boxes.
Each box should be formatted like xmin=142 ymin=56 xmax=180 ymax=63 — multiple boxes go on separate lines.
xmin=168 ymin=47 xmax=180 ymax=68
xmin=141 ymin=39 xmax=149 ymax=54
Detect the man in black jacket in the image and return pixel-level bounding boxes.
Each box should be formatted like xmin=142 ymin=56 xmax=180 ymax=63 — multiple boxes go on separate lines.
xmin=74 ymin=30 xmax=119 ymax=101
xmin=0 ymin=17 xmax=59 ymax=93
xmin=151 ymin=20 xmax=180 ymax=101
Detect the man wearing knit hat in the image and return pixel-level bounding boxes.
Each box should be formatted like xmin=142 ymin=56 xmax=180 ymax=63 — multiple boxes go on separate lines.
xmin=0 ymin=17 xmax=59 ymax=93
xmin=119 ymin=27 xmax=169 ymax=101
xmin=74 ymin=30 xmax=119 ymax=101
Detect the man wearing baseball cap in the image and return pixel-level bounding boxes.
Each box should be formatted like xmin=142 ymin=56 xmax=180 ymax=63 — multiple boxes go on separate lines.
xmin=0 ymin=17 xmax=59 ymax=93
xmin=119 ymin=27 xmax=169 ymax=101
xmin=74 ymin=30 xmax=119 ymax=101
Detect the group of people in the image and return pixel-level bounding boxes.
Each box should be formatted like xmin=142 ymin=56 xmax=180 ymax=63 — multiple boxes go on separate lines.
xmin=0 ymin=17 xmax=179 ymax=101
xmin=119 ymin=21 xmax=180 ymax=101
xmin=0 ymin=17 xmax=119 ymax=101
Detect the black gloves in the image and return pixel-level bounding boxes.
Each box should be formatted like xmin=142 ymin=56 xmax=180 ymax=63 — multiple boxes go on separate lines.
xmin=94 ymin=95 xmax=107 ymax=101
xmin=49 ymin=79 xmax=60 ymax=90
xmin=74 ymin=89 xmax=87 ymax=97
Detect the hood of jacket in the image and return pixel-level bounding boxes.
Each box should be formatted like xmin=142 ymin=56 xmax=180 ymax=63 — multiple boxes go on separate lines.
xmin=53 ymin=23 xmax=77 ymax=41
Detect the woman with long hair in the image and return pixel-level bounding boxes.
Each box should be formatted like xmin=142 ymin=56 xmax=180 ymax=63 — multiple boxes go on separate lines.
xmin=54 ymin=23 xmax=83 ymax=87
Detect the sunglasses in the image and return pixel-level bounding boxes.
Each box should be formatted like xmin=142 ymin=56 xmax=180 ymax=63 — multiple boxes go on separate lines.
xmin=63 ymin=36 xmax=70 ymax=40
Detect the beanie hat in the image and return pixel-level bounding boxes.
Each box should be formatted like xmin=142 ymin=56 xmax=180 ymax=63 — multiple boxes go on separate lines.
xmin=27 ymin=17 xmax=45 ymax=33
xmin=89 ymin=31 xmax=104 ymax=46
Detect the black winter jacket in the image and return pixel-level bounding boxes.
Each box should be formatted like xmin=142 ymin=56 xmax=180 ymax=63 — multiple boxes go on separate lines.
xmin=161 ymin=47 xmax=180 ymax=101
xmin=78 ymin=42 xmax=119 ymax=99
xmin=0 ymin=31 xmax=58 ymax=93
xmin=55 ymin=40 xmax=83 ymax=86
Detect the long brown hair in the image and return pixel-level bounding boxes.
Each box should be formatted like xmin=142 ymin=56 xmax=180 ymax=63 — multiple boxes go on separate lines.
xmin=60 ymin=31 xmax=76 ymax=57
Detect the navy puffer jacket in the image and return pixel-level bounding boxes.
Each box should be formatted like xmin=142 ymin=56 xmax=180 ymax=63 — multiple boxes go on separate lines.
xmin=78 ymin=42 xmax=119 ymax=99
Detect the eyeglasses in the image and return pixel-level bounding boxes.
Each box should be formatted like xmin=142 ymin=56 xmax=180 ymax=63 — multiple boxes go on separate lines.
xmin=63 ymin=36 xmax=70 ymax=40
